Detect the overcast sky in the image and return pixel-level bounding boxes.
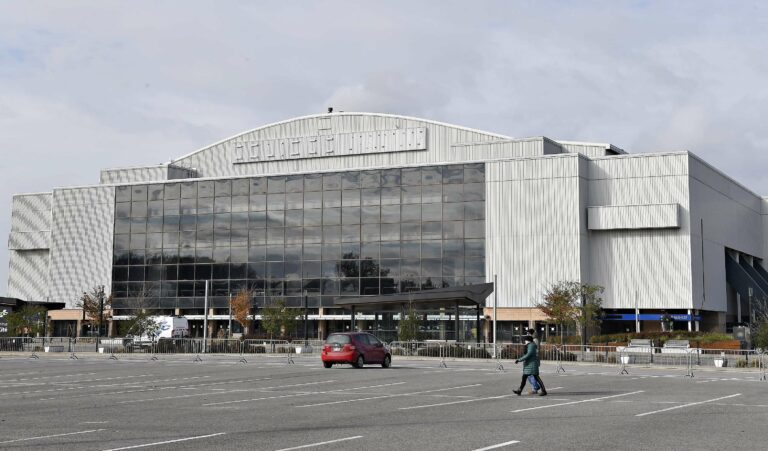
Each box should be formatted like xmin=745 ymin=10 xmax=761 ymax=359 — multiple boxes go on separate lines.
xmin=2 ymin=1 xmax=768 ymax=296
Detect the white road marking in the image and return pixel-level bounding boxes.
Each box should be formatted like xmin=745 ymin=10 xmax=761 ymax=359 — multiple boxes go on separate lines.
xmin=295 ymin=384 xmax=482 ymax=408
xmin=471 ymin=439 xmax=521 ymax=450
xmin=510 ymin=391 xmax=644 ymax=413
xmin=101 ymin=432 xmax=226 ymax=450
xmin=0 ymin=429 xmax=106 ymax=444
xmin=635 ymin=394 xmax=741 ymax=417
xmin=274 ymin=435 xmax=363 ymax=451
xmin=400 ymin=393 xmax=515 ymax=410
xmin=200 ymin=382 xmax=406 ymax=407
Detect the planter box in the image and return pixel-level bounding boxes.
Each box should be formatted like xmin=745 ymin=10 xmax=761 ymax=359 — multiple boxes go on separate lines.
xmin=699 ymin=340 xmax=742 ymax=350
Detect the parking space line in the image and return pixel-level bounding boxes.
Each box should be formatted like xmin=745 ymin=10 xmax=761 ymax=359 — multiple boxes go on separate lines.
xmin=471 ymin=439 xmax=521 ymax=450
xmin=635 ymin=394 xmax=741 ymax=417
xmin=274 ymin=435 xmax=363 ymax=451
xmin=0 ymin=429 xmax=106 ymax=445
xmin=400 ymin=394 xmax=515 ymax=410
xmin=200 ymin=382 xmax=406 ymax=407
xmin=295 ymin=384 xmax=482 ymax=408
xmin=511 ymin=391 xmax=644 ymax=413
xmin=101 ymin=432 xmax=226 ymax=450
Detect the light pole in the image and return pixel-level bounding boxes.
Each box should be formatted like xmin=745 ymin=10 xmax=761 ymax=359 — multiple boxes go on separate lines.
xmin=303 ymin=290 xmax=309 ymax=346
xmin=228 ymin=292 xmax=233 ymax=339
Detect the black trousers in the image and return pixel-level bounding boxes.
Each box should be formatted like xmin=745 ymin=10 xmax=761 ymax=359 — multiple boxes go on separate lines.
xmin=518 ymin=374 xmax=546 ymax=393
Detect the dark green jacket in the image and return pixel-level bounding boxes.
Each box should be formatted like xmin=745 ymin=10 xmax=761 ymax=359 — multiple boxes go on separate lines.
xmin=518 ymin=342 xmax=539 ymax=375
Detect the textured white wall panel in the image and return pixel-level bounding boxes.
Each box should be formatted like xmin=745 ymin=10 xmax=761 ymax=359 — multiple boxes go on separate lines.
xmin=7 ymin=250 xmax=50 ymax=302
xmin=11 ymin=193 xmax=52 ymax=232
xmin=486 ymin=155 xmax=585 ymax=308
xmin=8 ymin=231 xmax=51 ymax=250
xmin=48 ymin=186 xmax=115 ymax=307
xmin=588 ymin=204 xmax=680 ymax=230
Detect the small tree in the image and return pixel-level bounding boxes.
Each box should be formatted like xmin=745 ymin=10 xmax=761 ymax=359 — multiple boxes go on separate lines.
xmin=76 ymin=285 xmax=112 ymax=336
xmin=536 ymin=281 xmax=604 ymax=345
xmin=230 ymin=289 xmax=252 ymax=336
xmin=5 ymin=305 xmax=47 ymax=337
xmin=261 ymin=299 xmax=297 ymax=339
xmin=398 ymin=303 xmax=423 ymax=342
xmin=121 ymin=289 xmax=161 ymax=341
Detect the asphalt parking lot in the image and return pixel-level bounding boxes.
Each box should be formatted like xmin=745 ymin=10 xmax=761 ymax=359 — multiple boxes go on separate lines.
xmin=1 ymin=354 xmax=766 ymax=450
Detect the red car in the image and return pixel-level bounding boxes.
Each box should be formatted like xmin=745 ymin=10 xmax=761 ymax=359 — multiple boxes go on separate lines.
xmin=321 ymin=332 xmax=391 ymax=368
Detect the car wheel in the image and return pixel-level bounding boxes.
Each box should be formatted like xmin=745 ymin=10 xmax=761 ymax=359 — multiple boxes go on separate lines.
xmin=382 ymin=354 xmax=391 ymax=368
xmin=323 ymin=361 xmax=332 ymax=368
xmin=354 ymin=354 xmax=365 ymax=368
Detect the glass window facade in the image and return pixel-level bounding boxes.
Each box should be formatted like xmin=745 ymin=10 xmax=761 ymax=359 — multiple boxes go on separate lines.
xmin=111 ymin=163 xmax=485 ymax=308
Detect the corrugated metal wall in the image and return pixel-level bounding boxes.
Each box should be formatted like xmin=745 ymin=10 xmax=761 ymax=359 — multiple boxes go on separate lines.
xmin=587 ymin=153 xmax=694 ymax=310
xmin=485 ymin=155 xmax=584 ymax=308
xmin=48 ymin=186 xmax=115 ymax=306
xmin=688 ymin=154 xmax=765 ymax=313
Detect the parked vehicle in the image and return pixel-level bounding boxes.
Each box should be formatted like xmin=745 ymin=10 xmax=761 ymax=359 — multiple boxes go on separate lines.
xmin=321 ymin=332 xmax=391 ymax=368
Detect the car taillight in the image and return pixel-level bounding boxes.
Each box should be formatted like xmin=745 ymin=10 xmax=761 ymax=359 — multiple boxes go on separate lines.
xmin=323 ymin=344 xmax=330 ymax=351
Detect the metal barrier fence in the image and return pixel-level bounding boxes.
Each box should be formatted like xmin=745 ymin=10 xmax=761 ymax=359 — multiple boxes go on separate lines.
xmin=0 ymin=337 xmax=764 ymax=376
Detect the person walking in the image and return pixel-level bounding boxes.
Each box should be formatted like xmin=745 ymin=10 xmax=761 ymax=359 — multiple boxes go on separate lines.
xmin=527 ymin=328 xmax=541 ymax=394
xmin=513 ymin=335 xmax=547 ymax=396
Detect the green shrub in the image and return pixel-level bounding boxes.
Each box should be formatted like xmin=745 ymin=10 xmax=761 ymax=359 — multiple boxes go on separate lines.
xmin=589 ymin=331 xmax=734 ymax=345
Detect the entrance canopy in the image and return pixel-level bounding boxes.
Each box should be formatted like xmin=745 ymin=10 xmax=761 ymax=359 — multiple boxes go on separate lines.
xmin=332 ymin=283 xmax=494 ymax=311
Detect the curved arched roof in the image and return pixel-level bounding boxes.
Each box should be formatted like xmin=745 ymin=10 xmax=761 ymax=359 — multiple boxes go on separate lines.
xmin=171 ymin=112 xmax=513 ymax=163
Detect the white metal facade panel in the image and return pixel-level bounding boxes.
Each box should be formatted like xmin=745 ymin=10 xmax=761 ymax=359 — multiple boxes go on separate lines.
xmin=99 ymin=165 xmax=197 ymax=184
xmin=587 ymin=153 xmax=693 ymax=310
xmin=7 ymin=249 xmax=50 ymax=302
xmin=486 ymin=155 xmax=584 ymax=308
xmin=48 ymin=186 xmax=115 ymax=307
xmin=590 ymin=231 xmax=693 ymax=309
xmin=688 ymin=154 xmax=765 ymax=313
xmin=587 ymin=204 xmax=680 ymax=230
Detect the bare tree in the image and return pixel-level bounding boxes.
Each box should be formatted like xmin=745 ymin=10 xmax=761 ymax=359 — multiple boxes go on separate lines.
xmin=76 ymin=285 xmax=112 ymax=336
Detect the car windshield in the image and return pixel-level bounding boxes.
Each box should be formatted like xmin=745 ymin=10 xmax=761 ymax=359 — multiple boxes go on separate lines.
xmin=326 ymin=334 xmax=351 ymax=345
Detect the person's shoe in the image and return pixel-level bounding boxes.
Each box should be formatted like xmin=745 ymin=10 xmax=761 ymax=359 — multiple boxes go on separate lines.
xmin=539 ymin=391 xmax=548 ymax=396
xmin=529 ymin=390 xmax=538 ymax=395
xmin=513 ymin=389 xmax=522 ymax=396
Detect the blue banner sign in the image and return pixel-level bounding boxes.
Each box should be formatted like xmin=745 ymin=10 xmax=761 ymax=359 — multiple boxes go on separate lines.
xmin=603 ymin=313 xmax=701 ymax=321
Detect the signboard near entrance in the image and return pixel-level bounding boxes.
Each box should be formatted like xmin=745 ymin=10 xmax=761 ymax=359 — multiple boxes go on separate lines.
xmin=604 ymin=313 xmax=701 ymax=321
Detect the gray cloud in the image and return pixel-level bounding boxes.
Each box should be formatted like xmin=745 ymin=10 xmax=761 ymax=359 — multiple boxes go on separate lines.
xmin=1 ymin=0 xmax=768 ymax=294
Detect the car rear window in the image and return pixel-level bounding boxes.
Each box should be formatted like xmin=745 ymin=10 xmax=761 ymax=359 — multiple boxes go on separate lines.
xmin=326 ymin=334 xmax=351 ymax=345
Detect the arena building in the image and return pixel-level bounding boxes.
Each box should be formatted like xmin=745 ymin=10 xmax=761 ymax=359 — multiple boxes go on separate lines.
xmin=6 ymin=112 xmax=768 ymax=339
